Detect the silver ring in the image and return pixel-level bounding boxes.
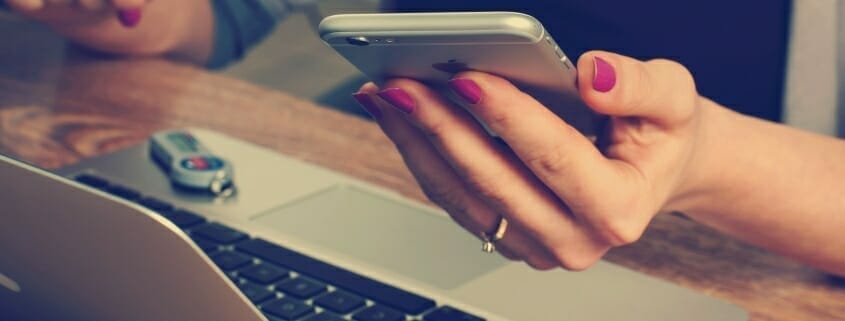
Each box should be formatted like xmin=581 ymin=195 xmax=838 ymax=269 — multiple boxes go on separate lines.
xmin=480 ymin=217 xmax=508 ymax=253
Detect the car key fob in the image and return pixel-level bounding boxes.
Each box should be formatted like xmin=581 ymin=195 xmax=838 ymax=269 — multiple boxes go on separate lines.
xmin=149 ymin=130 xmax=234 ymax=196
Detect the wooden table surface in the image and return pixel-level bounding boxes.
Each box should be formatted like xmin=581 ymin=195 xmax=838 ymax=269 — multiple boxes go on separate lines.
xmin=1 ymin=50 xmax=844 ymax=321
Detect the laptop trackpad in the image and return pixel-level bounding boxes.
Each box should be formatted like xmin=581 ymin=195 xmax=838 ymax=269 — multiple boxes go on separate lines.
xmin=250 ymin=186 xmax=508 ymax=290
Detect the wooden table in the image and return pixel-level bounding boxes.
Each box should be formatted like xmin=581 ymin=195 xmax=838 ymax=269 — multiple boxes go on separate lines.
xmin=1 ymin=49 xmax=844 ymax=321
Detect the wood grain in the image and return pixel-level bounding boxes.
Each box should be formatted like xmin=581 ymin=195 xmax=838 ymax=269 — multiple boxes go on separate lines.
xmin=1 ymin=53 xmax=843 ymax=321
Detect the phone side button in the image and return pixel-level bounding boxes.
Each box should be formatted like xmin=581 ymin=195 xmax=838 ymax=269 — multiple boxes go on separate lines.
xmin=560 ymin=56 xmax=572 ymax=69
xmin=554 ymin=46 xmax=564 ymax=58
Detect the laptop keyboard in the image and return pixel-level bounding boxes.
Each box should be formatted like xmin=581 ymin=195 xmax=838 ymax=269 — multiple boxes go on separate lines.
xmin=73 ymin=174 xmax=485 ymax=321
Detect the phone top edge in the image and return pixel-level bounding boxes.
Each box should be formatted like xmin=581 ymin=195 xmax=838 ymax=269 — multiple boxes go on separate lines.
xmin=318 ymin=11 xmax=545 ymax=43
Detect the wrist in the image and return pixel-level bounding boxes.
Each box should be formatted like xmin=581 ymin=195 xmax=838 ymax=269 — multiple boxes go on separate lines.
xmin=663 ymin=97 xmax=738 ymax=215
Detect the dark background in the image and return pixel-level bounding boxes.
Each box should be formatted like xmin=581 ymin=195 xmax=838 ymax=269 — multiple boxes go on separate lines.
xmin=390 ymin=0 xmax=793 ymax=122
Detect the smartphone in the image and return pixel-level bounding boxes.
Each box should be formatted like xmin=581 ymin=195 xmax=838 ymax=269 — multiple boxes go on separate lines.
xmin=319 ymin=11 xmax=599 ymax=135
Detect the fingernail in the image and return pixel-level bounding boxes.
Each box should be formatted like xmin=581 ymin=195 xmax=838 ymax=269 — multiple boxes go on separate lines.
xmin=448 ymin=78 xmax=483 ymax=104
xmin=376 ymin=88 xmax=415 ymax=114
xmin=351 ymin=92 xmax=382 ymax=119
xmin=592 ymin=56 xmax=616 ymax=93
xmin=118 ymin=9 xmax=143 ymax=27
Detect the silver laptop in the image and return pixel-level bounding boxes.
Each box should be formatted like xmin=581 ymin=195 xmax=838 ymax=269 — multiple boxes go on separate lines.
xmin=0 ymin=128 xmax=747 ymax=321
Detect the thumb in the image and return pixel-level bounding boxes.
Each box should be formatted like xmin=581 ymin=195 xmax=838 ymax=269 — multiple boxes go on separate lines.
xmin=577 ymin=51 xmax=699 ymax=127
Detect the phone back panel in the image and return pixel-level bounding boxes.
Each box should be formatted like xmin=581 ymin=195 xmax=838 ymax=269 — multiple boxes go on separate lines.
xmin=320 ymin=12 xmax=599 ymax=135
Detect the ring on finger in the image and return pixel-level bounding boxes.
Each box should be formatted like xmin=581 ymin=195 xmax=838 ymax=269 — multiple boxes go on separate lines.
xmin=480 ymin=216 xmax=508 ymax=253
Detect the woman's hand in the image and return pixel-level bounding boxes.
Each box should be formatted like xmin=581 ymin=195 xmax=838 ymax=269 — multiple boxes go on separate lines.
xmin=353 ymin=51 xmax=710 ymax=270
xmin=6 ymin=0 xmax=213 ymax=64
xmin=7 ymin=0 xmax=149 ymax=27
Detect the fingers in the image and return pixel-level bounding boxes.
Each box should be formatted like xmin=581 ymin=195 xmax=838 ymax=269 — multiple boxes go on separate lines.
xmin=445 ymin=72 xmax=621 ymax=219
xmin=577 ymin=51 xmax=699 ymax=128
xmin=446 ymin=71 xmax=649 ymax=245
xmin=6 ymin=0 xmax=47 ymax=11
xmin=8 ymin=0 xmax=146 ymax=12
xmin=353 ymin=84 xmax=561 ymax=269
xmin=370 ymin=79 xmax=611 ymax=270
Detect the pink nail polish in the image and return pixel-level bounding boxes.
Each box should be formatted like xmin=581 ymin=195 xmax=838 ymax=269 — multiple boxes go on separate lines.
xmin=448 ymin=78 xmax=483 ymax=104
xmin=352 ymin=93 xmax=382 ymax=119
xmin=377 ymin=88 xmax=415 ymax=114
xmin=593 ymin=56 xmax=616 ymax=93
xmin=118 ymin=9 xmax=143 ymax=28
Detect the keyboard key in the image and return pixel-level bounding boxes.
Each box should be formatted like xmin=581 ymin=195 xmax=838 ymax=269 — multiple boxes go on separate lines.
xmin=238 ymin=262 xmax=289 ymax=285
xmin=75 ymin=174 xmax=109 ymax=189
xmin=192 ymin=223 xmax=248 ymax=244
xmin=262 ymin=297 xmax=314 ymax=320
xmin=210 ymin=251 xmax=253 ymax=271
xmin=105 ymin=185 xmax=141 ymax=201
xmin=275 ymin=277 xmax=327 ymax=299
xmin=263 ymin=314 xmax=286 ymax=321
xmin=304 ymin=312 xmax=346 ymax=321
xmin=162 ymin=209 xmax=206 ymax=228
xmin=238 ymin=239 xmax=436 ymax=314
xmin=238 ymin=282 xmax=275 ymax=304
xmin=138 ymin=197 xmax=174 ymax=212
xmin=425 ymin=306 xmax=485 ymax=321
xmin=191 ymin=237 xmax=219 ymax=253
xmin=314 ymin=291 xmax=365 ymax=314
xmin=353 ymin=305 xmax=404 ymax=321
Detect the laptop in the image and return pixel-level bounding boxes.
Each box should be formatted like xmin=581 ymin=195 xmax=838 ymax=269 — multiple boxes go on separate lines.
xmin=0 ymin=128 xmax=747 ymax=320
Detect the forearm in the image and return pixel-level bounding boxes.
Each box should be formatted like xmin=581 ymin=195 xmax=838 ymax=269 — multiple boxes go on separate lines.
xmin=679 ymin=99 xmax=845 ymax=275
xmin=49 ymin=0 xmax=214 ymax=64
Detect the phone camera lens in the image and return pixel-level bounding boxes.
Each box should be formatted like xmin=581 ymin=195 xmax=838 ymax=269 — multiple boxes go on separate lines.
xmin=346 ymin=36 xmax=370 ymax=46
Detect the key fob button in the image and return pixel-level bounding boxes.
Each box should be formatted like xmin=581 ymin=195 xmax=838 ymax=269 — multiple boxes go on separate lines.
xmin=181 ymin=156 xmax=225 ymax=171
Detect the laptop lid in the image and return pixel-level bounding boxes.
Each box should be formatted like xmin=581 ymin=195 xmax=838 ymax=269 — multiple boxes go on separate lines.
xmin=0 ymin=154 xmax=263 ymax=321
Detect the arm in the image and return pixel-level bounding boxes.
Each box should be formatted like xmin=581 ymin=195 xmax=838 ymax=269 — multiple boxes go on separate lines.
xmin=352 ymin=51 xmax=845 ymax=276
xmin=680 ymin=101 xmax=845 ymax=275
